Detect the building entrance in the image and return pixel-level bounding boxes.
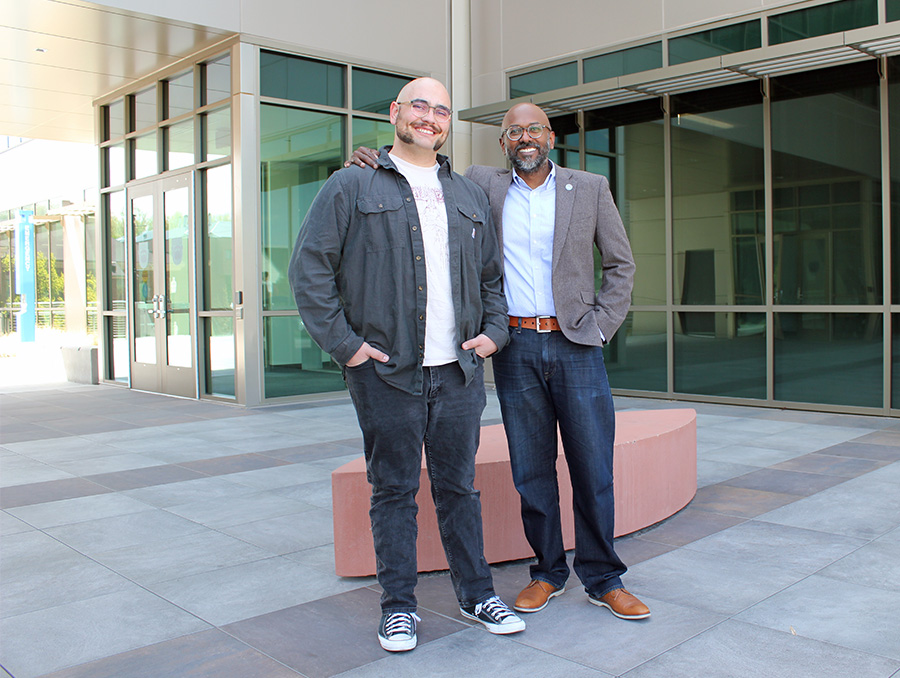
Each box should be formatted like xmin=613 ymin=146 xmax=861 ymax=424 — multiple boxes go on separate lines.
xmin=128 ymin=173 xmax=196 ymax=397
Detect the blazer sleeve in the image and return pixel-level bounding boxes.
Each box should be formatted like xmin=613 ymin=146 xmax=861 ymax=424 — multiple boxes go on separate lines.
xmin=592 ymin=175 xmax=635 ymax=341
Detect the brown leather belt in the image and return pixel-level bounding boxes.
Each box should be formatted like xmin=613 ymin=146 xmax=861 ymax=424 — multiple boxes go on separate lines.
xmin=509 ymin=315 xmax=561 ymax=332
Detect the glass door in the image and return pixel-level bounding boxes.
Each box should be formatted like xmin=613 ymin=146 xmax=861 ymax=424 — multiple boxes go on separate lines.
xmin=128 ymin=173 xmax=196 ymax=397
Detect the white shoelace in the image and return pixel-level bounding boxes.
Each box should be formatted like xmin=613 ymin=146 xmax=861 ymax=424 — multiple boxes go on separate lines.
xmin=474 ymin=596 xmax=514 ymax=621
xmin=383 ymin=612 xmax=421 ymax=637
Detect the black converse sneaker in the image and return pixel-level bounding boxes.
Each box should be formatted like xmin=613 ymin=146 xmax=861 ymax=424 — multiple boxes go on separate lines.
xmin=460 ymin=596 xmax=526 ymax=634
xmin=378 ymin=611 xmax=420 ymax=652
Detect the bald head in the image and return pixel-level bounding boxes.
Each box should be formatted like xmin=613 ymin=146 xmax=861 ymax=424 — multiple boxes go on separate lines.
xmin=396 ymin=77 xmax=451 ymax=108
xmin=501 ymin=103 xmax=551 ymax=130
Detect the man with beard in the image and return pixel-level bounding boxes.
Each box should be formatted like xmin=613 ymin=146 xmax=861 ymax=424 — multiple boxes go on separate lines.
xmin=349 ymin=101 xmax=647 ymax=621
xmin=290 ymin=78 xmax=525 ymax=653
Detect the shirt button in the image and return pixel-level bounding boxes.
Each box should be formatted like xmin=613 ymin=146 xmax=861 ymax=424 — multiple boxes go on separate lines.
xmin=406 ymin=197 xmax=412 ymax=202
xmin=412 ymin=226 xmax=418 ymax=231
xmin=378 ymin=203 xmax=383 ymax=208
xmin=419 ymin=315 xmax=424 ymax=320
xmin=416 ymin=255 xmax=422 ymax=260
xmin=418 ymin=286 xmax=423 ymax=291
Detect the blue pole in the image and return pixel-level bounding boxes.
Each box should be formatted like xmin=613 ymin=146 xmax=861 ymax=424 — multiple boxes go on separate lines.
xmin=15 ymin=210 xmax=36 ymax=342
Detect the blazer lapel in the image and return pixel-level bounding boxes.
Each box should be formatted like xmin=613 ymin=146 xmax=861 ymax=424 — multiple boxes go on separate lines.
xmin=489 ymin=169 xmax=513 ymax=249
xmin=553 ymin=166 xmax=576 ymax=272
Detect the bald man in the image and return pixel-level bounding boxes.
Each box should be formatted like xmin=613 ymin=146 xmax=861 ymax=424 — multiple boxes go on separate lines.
xmin=350 ymin=101 xmax=646 ymax=621
xmin=290 ymin=78 xmax=524 ymax=653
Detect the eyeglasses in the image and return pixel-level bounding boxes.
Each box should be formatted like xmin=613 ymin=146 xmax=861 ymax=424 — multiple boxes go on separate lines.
xmin=396 ymin=99 xmax=453 ymax=123
xmin=503 ymin=124 xmax=551 ymax=141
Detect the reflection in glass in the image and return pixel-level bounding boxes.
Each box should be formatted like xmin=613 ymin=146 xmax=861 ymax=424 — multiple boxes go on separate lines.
xmin=206 ymin=316 xmax=235 ymax=397
xmin=133 ymin=133 xmax=158 ymax=179
xmin=108 ymin=192 xmax=126 ymax=305
xmin=775 ymin=313 xmax=882 ymax=407
xmin=260 ymin=105 xmax=344 ymax=312
xmin=769 ymin=0 xmax=877 ymax=45
xmin=132 ymin=194 xmax=155 ymax=364
xmin=669 ymin=21 xmax=761 ymax=65
xmin=584 ymin=44 xmax=662 ymax=83
xmin=604 ymin=311 xmax=666 ymax=391
xmin=675 ymin=312 xmax=766 ymax=398
xmin=352 ymin=118 xmax=395 ymax=154
xmin=890 ymin=58 xmax=900 ymax=305
xmin=107 ymin=315 xmax=129 ymax=383
xmin=205 ymin=107 xmax=231 ymax=161
xmin=133 ymin=86 xmax=157 ymax=131
xmin=107 ymin=143 xmax=125 ymax=187
xmin=167 ymin=119 xmax=194 ymax=170
xmin=205 ymin=53 xmax=231 ymax=105
xmin=107 ymin=100 xmax=125 ymax=140
xmin=204 ymin=164 xmax=233 ymax=310
xmin=166 ymin=70 xmax=194 ymax=119
xmin=509 ymin=62 xmax=577 ymax=98
xmin=672 ymin=86 xmax=764 ymax=307
xmin=165 ymin=186 xmax=191 ymax=368
xmin=85 ymin=215 xmax=98 ymax=337
xmin=772 ymin=64 xmax=882 ymax=305
xmin=260 ymin=51 xmax=344 ymax=107
xmin=353 ymin=69 xmax=411 ymax=114
xmin=264 ymin=316 xmax=345 ymax=398
xmin=893 ymin=315 xmax=900 ymax=410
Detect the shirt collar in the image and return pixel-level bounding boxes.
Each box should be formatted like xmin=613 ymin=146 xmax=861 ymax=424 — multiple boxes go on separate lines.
xmin=511 ymin=160 xmax=556 ymax=192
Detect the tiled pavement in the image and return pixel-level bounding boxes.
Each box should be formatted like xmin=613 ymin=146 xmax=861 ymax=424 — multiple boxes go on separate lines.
xmin=2 ymin=370 xmax=900 ymax=677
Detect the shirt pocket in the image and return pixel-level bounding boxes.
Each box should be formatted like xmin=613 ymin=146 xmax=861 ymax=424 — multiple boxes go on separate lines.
xmin=357 ymin=195 xmax=407 ymax=252
xmin=457 ymin=204 xmax=487 ymax=255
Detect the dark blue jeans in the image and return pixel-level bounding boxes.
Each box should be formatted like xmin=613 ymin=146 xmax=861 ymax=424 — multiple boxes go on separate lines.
xmin=492 ymin=326 xmax=626 ymax=598
xmin=344 ymin=359 xmax=495 ymax=613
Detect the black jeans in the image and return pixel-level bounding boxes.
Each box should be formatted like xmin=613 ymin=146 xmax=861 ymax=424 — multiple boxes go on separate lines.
xmin=344 ymin=359 xmax=495 ymax=613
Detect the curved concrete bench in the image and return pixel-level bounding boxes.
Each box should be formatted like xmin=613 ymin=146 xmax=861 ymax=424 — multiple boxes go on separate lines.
xmin=331 ymin=408 xmax=696 ymax=577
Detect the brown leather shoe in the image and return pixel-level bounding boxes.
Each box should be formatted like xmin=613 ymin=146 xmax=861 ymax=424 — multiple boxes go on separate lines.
xmin=514 ymin=580 xmax=565 ymax=613
xmin=588 ymin=588 xmax=650 ymax=620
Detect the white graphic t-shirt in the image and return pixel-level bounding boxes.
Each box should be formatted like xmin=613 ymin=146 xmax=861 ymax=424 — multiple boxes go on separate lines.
xmin=390 ymin=153 xmax=457 ymax=366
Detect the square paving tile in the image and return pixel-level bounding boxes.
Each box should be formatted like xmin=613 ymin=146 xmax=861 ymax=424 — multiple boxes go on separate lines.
xmin=688 ymin=484 xmax=800 ymax=518
xmin=44 ymin=509 xmax=207 ymax=554
xmin=736 ymin=575 xmax=900 ymax=661
xmin=624 ymin=619 xmax=900 ymax=678
xmin=0 ymin=477 xmax=111 ymax=509
xmin=816 ymin=441 xmax=900 ymax=463
xmin=86 ymin=464 xmax=207 ymax=491
xmin=636 ymin=507 xmax=746 ymax=547
xmin=816 ymin=538 xmax=900 ymax=593
xmin=0 ymin=588 xmax=210 ymax=678
xmin=771 ymin=453 xmax=888 ymax=478
xmin=7 ymin=493 xmax=151 ymax=529
xmin=721 ymin=468 xmax=846 ymax=496
xmin=177 ymin=452 xmax=292 ymax=476
xmin=224 ymin=587 xmax=467 ymax=678
xmin=38 ymin=629 xmax=303 ymax=678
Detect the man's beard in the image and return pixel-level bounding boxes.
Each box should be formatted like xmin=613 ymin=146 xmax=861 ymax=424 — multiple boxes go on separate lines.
xmin=506 ymin=141 xmax=550 ymax=173
xmin=397 ymin=123 xmax=446 ymax=152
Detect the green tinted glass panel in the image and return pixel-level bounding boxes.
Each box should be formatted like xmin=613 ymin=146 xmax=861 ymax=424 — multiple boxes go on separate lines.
xmin=205 ymin=107 xmax=231 ymax=161
xmin=890 ymin=0 xmax=900 ymax=21
xmin=769 ymin=0 xmax=877 ymax=45
xmin=604 ymin=311 xmax=667 ymax=391
xmin=352 ymin=118 xmax=395 ymax=154
xmin=133 ymin=133 xmax=157 ymax=179
xmin=260 ymin=51 xmax=345 ymax=107
xmin=353 ymin=69 xmax=412 ymax=114
xmin=204 ymin=164 xmax=233 ymax=311
xmin=669 ymin=21 xmax=761 ymax=65
xmin=263 ymin=315 xmax=345 ymax=397
xmin=133 ymin=86 xmax=157 ymax=132
xmin=510 ymin=62 xmax=577 ymax=98
xmin=893 ymin=315 xmax=900 ymax=409
xmin=206 ymin=316 xmax=235 ymax=397
xmin=107 ymin=191 xmax=126 ymax=305
xmin=673 ymin=102 xmax=765 ymax=305
xmin=166 ymin=119 xmax=194 ymax=170
xmin=584 ymin=43 xmax=662 ymax=83
xmin=164 ymin=186 xmax=191 ymax=368
xmin=107 ymin=99 xmax=125 ymax=140
xmin=260 ymin=105 xmax=344 ymax=312
xmin=675 ymin=312 xmax=766 ymax=398
xmin=166 ymin=70 xmax=194 ymax=120
xmin=205 ymin=53 xmax=231 ymax=105
xmin=774 ymin=313 xmax=881 ymax=407
xmin=890 ymin=59 xmax=900 ymax=307
xmin=772 ymin=72 xmax=882 ymax=305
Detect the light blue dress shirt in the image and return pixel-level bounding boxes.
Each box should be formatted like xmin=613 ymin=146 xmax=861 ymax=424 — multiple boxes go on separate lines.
xmin=502 ymin=162 xmax=557 ymax=317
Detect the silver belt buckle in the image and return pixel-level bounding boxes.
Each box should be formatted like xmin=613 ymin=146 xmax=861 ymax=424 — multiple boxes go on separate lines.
xmin=536 ymin=315 xmax=552 ymax=333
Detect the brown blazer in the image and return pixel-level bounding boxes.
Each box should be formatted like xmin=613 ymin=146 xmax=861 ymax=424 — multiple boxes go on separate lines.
xmin=465 ymin=163 xmax=635 ymax=346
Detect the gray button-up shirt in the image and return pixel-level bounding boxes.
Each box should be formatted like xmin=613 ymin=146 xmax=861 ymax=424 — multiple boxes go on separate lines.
xmin=289 ymin=147 xmax=508 ymax=395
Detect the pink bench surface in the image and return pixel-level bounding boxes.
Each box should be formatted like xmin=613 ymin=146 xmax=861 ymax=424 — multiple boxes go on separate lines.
xmin=331 ymin=408 xmax=696 ymax=577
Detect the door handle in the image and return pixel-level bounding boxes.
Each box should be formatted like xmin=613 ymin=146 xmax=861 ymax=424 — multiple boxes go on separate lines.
xmin=157 ymin=294 xmax=167 ymax=318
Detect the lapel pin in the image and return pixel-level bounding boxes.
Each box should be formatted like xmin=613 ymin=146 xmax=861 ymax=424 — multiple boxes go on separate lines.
xmin=566 ymin=183 xmax=573 ymax=191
